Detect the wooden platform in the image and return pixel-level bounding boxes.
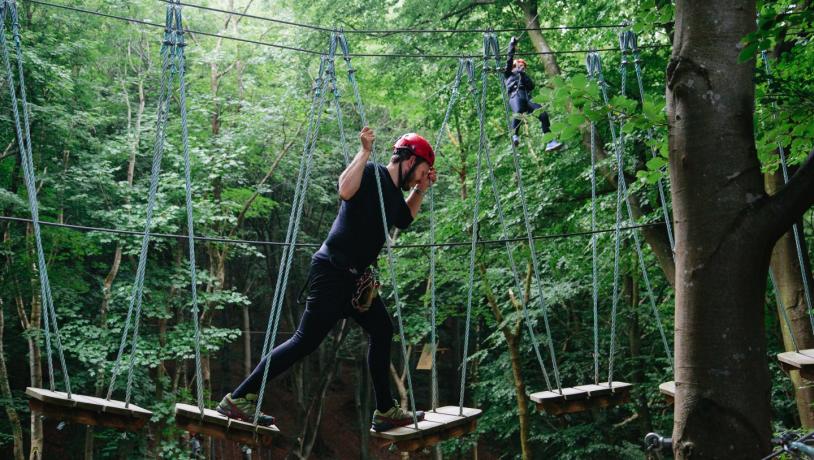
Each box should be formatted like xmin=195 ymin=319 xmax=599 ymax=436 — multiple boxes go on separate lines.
xmin=778 ymin=349 xmax=814 ymax=380
xmin=25 ymin=387 xmax=152 ymax=431
xmin=529 ymin=382 xmax=633 ymax=415
xmin=370 ymin=406 xmax=481 ymax=452
xmin=659 ymin=381 xmax=675 ymax=404
xmin=175 ymin=403 xmax=280 ymax=447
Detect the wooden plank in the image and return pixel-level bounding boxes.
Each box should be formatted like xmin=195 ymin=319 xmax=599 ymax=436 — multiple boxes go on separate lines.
xmin=25 ymin=387 xmax=151 ymax=431
xmin=659 ymin=381 xmax=675 ymax=397
xmin=529 ymin=386 xmax=589 ymax=404
xmin=370 ymin=405 xmax=481 ymax=451
xmin=416 ymin=343 xmax=434 ymax=370
xmin=174 ymin=403 xmax=280 ymax=448
xmin=531 ymin=382 xmax=632 ymax=416
xmin=778 ymin=350 xmax=814 ymax=368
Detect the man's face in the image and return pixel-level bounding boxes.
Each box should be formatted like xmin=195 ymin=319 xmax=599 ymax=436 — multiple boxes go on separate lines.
xmin=514 ymin=62 xmax=525 ymax=72
xmin=402 ymin=157 xmax=431 ymax=190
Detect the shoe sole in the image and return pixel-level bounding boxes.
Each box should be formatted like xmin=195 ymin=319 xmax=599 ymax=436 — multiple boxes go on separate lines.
xmin=546 ymin=144 xmax=564 ymax=152
xmin=216 ymin=404 xmax=275 ymax=426
xmin=371 ymin=414 xmax=425 ymax=432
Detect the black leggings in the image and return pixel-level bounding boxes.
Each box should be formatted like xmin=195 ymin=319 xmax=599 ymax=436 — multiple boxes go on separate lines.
xmin=232 ymin=258 xmax=394 ymax=411
xmin=510 ymin=91 xmax=551 ymax=136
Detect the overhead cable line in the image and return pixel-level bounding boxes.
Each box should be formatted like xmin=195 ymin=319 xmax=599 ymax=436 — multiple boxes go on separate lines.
xmin=157 ymin=0 xmax=628 ymax=34
xmin=29 ymin=0 xmax=669 ymax=58
xmin=0 ymin=215 xmax=666 ymax=249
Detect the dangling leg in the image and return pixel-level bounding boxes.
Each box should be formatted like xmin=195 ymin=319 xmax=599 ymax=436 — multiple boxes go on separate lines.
xmin=352 ymin=297 xmax=425 ymax=431
xmin=530 ymin=100 xmax=562 ymax=151
xmin=509 ymin=94 xmax=525 ymax=146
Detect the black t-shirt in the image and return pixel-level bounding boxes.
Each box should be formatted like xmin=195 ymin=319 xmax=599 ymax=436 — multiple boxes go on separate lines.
xmin=314 ymin=162 xmax=413 ymax=271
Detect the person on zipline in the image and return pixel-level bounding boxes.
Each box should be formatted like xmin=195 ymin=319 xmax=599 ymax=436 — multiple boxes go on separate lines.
xmin=505 ymin=36 xmax=563 ymax=151
xmin=216 ymin=127 xmax=435 ymax=432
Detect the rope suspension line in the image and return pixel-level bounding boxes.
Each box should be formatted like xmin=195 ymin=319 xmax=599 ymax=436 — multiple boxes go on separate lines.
xmin=0 ymin=214 xmax=667 ymax=249
xmin=0 ymin=0 xmax=71 ymax=396
xmin=156 ymin=0 xmax=628 ymax=35
xmin=28 ymin=0 xmax=669 ymax=59
xmin=585 ymin=33 xmax=673 ymax=379
xmin=627 ymin=32 xmax=675 ymax=252
xmin=458 ymin=55 xmax=488 ymax=411
xmin=106 ymin=0 xmax=189 ymax=407
xmin=171 ymin=0 xmax=206 ymax=416
xmin=589 ymin=88 xmax=601 ymax=385
xmin=770 ymin=269 xmax=801 ymax=353
xmin=253 ymin=43 xmax=334 ymax=430
xmin=485 ymin=31 xmax=562 ymax=392
xmin=336 ymin=30 xmax=421 ymax=429
xmin=427 ymin=58 xmax=466 ymax=410
xmin=761 ymin=49 xmax=814 ymax=335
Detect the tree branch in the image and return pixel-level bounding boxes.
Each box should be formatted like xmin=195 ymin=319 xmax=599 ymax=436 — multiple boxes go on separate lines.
xmin=756 ymin=148 xmax=814 ymax=242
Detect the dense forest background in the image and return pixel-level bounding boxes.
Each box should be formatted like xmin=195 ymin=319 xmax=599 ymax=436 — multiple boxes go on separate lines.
xmin=1 ymin=0 xmax=813 ymax=458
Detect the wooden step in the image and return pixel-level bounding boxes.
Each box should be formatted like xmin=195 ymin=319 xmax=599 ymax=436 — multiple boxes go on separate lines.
xmin=778 ymin=349 xmax=814 ymax=380
xmin=529 ymin=382 xmax=633 ymax=415
xmin=658 ymin=381 xmax=675 ymax=404
xmin=175 ymin=403 xmax=280 ymax=447
xmin=26 ymin=387 xmax=152 ymax=431
xmin=370 ymin=406 xmax=481 ymax=452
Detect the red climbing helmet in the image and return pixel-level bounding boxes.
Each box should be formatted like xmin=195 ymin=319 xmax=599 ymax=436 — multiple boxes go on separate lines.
xmin=393 ymin=133 xmax=435 ymax=167
xmin=514 ymin=58 xmax=527 ymax=68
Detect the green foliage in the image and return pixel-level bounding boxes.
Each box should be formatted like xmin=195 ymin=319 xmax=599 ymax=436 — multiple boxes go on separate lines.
xmin=0 ymin=0 xmax=810 ymax=458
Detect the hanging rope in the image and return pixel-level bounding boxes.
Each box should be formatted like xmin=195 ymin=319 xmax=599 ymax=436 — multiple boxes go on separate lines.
xmin=627 ymin=32 xmax=675 ymax=252
xmin=770 ymin=270 xmax=801 ymax=353
xmin=761 ymin=50 xmax=814 ymax=336
xmin=485 ymin=32 xmax=562 ymax=392
xmin=337 ymin=30 xmax=420 ymax=429
xmin=253 ymin=44 xmax=334 ymax=429
xmin=587 ymin=88 xmax=600 ymax=385
xmin=586 ymin=39 xmax=673 ymax=386
xmin=106 ymin=1 xmax=179 ymax=405
xmin=171 ymin=0 xmax=206 ymax=416
xmin=0 ymin=0 xmax=71 ymax=396
xmin=458 ymin=56 xmax=488 ymax=413
xmin=428 ymin=58 xmax=465 ymax=411
xmin=326 ymin=52 xmax=351 ymax=166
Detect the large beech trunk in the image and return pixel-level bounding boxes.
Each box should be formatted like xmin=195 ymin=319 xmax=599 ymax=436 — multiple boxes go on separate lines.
xmin=668 ymin=1 xmax=814 ymax=457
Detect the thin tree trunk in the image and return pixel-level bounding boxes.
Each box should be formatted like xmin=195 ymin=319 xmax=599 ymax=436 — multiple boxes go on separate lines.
xmin=293 ymin=320 xmax=351 ymax=459
xmin=22 ymin=226 xmax=43 ymax=460
xmin=479 ymin=263 xmax=532 ymax=460
xmin=355 ymin=340 xmax=371 ymax=460
xmin=0 ymin=297 xmax=25 ymax=460
xmin=625 ymin=263 xmax=654 ymax=434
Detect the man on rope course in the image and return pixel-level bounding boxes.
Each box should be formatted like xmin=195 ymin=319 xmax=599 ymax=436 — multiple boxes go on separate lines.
xmin=505 ymin=36 xmax=563 ymax=151
xmin=216 ymin=127 xmax=436 ymax=432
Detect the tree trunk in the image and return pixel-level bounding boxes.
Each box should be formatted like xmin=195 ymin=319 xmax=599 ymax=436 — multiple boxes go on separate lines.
xmin=625 ymin=265 xmax=654 ymax=435
xmin=293 ymin=321 xmax=350 ymax=459
xmin=766 ymin=169 xmax=814 ymax=428
xmin=355 ymin=340 xmax=371 ymax=460
xmin=0 ymin=297 xmax=25 ymax=460
xmin=665 ymin=1 xmax=814 ymax=457
xmin=23 ymin=227 xmax=43 ymax=460
xmin=479 ymin=263 xmax=532 ymax=460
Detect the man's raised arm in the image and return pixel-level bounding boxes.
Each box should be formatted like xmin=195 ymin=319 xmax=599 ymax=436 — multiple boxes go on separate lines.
xmin=338 ymin=127 xmax=375 ymax=201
